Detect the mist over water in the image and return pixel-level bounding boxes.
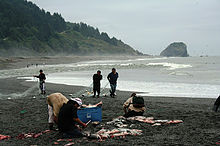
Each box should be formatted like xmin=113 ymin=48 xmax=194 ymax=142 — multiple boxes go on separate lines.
xmin=1 ymin=56 xmax=220 ymax=98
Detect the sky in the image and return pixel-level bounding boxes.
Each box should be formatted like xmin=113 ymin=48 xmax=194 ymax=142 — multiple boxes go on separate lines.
xmin=29 ymin=0 xmax=220 ymax=56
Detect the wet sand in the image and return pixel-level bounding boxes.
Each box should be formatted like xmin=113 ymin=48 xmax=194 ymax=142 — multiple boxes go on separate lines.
xmin=0 ymin=77 xmax=220 ymax=146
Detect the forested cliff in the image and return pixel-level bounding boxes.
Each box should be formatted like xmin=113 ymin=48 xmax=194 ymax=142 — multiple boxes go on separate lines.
xmin=0 ymin=0 xmax=142 ymax=56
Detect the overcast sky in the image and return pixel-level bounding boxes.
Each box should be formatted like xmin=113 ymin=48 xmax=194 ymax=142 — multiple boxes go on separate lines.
xmin=30 ymin=0 xmax=220 ymax=56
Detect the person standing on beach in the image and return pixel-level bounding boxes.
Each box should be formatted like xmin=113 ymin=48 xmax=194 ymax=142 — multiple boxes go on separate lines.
xmin=107 ymin=68 xmax=119 ymax=97
xmin=58 ymin=98 xmax=87 ymax=138
xmin=123 ymin=93 xmax=146 ymax=118
xmin=34 ymin=69 xmax=46 ymax=94
xmin=93 ymin=70 xmax=102 ymax=98
xmin=47 ymin=93 xmax=69 ymax=130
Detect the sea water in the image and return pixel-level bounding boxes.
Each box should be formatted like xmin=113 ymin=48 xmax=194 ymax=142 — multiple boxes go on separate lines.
xmin=1 ymin=56 xmax=220 ymax=98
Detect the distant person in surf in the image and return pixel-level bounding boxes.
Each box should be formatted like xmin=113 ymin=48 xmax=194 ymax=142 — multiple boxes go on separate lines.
xmin=47 ymin=93 xmax=69 ymax=130
xmin=123 ymin=93 xmax=146 ymax=118
xmin=33 ymin=69 xmax=46 ymax=94
xmin=93 ymin=70 xmax=102 ymax=98
xmin=107 ymin=68 xmax=119 ymax=98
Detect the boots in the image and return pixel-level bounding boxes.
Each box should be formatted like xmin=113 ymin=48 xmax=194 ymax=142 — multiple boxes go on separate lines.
xmin=49 ymin=123 xmax=54 ymax=130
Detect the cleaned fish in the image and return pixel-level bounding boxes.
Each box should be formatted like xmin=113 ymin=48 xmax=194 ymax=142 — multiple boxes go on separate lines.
xmin=0 ymin=134 xmax=10 ymax=140
xmin=81 ymin=101 xmax=103 ymax=108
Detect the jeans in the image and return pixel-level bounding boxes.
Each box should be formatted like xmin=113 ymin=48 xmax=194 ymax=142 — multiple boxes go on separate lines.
xmin=110 ymin=84 xmax=117 ymax=96
xmin=39 ymin=81 xmax=45 ymax=93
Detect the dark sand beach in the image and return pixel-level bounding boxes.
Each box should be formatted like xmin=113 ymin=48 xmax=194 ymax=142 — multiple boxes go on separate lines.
xmin=0 ymin=78 xmax=220 ymax=146
xmin=0 ymin=57 xmax=220 ymax=145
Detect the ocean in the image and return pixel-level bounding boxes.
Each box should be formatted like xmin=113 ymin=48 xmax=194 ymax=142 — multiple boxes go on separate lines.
xmin=2 ymin=56 xmax=220 ymax=98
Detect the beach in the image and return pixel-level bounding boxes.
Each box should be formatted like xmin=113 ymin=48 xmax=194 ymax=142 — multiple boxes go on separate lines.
xmin=0 ymin=56 xmax=220 ymax=145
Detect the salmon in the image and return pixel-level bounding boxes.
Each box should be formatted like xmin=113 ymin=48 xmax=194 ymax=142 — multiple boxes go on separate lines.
xmin=95 ymin=116 xmax=183 ymax=140
xmin=127 ymin=116 xmax=183 ymax=125
xmin=64 ymin=142 xmax=75 ymax=146
xmin=16 ymin=130 xmax=51 ymax=139
xmin=81 ymin=101 xmax=103 ymax=108
xmin=167 ymin=120 xmax=183 ymax=124
xmin=0 ymin=134 xmax=10 ymax=140
xmin=96 ymin=128 xmax=142 ymax=140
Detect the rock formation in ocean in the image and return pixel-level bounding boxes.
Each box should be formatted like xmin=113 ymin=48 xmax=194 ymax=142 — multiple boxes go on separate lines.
xmin=160 ymin=42 xmax=189 ymax=57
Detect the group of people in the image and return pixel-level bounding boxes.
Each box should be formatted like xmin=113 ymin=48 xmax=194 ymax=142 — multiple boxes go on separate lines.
xmin=46 ymin=92 xmax=145 ymax=138
xmin=34 ymin=68 xmax=119 ymax=97
xmin=92 ymin=68 xmax=119 ymax=98
xmin=34 ymin=68 xmax=145 ymax=138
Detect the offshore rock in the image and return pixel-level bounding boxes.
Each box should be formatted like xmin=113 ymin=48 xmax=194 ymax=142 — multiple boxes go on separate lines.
xmin=160 ymin=42 xmax=189 ymax=57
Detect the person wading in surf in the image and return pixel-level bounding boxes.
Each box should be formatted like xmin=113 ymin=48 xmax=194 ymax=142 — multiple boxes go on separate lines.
xmin=34 ymin=69 xmax=46 ymax=94
xmin=107 ymin=68 xmax=119 ymax=98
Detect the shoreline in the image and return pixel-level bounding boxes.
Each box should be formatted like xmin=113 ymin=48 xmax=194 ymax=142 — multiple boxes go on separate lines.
xmin=1 ymin=55 xmax=218 ymax=99
xmin=1 ymin=77 xmax=216 ymax=100
xmin=21 ymin=77 xmax=219 ymax=99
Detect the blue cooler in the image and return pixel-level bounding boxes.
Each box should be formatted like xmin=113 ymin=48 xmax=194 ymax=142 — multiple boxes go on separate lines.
xmin=77 ymin=107 xmax=102 ymax=123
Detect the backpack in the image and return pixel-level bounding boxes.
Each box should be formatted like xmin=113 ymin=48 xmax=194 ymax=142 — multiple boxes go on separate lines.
xmin=132 ymin=96 xmax=145 ymax=108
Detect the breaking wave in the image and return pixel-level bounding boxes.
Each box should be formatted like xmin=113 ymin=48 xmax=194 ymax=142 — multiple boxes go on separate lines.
xmin=146 ymin=62 xmax=192 ymax=70
xmin=0 ymin=57 xmax=192 ymax=79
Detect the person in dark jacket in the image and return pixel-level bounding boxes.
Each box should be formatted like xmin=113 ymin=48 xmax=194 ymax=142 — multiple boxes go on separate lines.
xmin=213 ymin=95 xmax=220 ymax=112
xmin=58 ymin=98 xmax=87 ymax=138
xmin=93 ymin=70 xmax=102 ymax=98
xmin=123 ymin=93 xmax=146 ymax=118
xmin=107 ymin=68 xmax=119 ymax=97
xmin=34 ymin=70 xmax=46 ymax=94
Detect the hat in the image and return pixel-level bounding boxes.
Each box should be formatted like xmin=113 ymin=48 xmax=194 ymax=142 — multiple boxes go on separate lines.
xmin=70 ymin=98 xmax=82 ymax=106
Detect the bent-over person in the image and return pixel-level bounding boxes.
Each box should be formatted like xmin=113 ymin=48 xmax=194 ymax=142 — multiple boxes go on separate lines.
xmin=58 ymin=98 xmax=87 ymax=138
xmin=123 ymin=93 xmax=146 ymax=118
xmin=47 ymin=93 xmax=69 ymax=130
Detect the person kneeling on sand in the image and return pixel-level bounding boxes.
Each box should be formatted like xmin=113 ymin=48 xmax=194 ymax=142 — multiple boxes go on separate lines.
xmin=47 ymin=93 xmax=69 ymax=130
xmin=58 ymin=98 xmax=87 ymax=138
xmin=123 ymin=93 xmax=146 ymax=118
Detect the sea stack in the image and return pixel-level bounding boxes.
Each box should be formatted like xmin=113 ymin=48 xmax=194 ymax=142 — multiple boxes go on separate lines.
xmin=160 ymin=42 xmax=189 ymax=57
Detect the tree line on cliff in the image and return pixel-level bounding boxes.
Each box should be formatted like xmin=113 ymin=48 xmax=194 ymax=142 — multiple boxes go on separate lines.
xmin=0 ymin=0 xmax=142 ymax=56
